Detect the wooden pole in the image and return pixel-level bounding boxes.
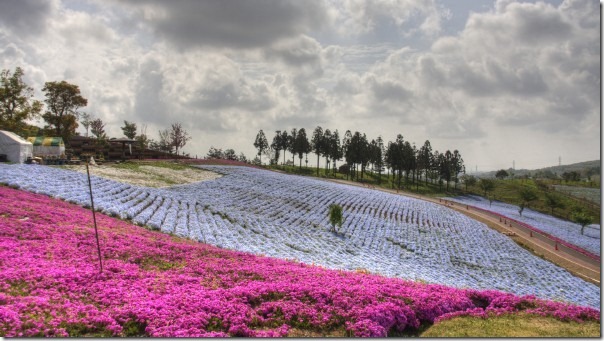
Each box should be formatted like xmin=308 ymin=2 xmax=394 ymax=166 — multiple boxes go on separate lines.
xmin=85 ymin=158 xmax=103 ymax=273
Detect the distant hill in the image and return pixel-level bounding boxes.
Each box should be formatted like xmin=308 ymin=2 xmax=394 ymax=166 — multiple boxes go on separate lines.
xmin=476 ymin=160 xmax=600 ymax=179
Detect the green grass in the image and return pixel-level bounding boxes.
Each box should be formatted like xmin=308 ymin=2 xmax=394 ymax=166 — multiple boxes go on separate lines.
xmin=112 ymin=160 xmax=191 ymax=171
xmin=266 ymin=164 xmax=454 ymax=196
xmin=466 ymin=178 xmax=600 ymax=224
xmin=421 ymin=313 xmax=601 ymax=338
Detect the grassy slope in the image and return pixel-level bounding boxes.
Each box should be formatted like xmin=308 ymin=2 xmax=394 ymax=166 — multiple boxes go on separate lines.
xmin=422 ymin=313 xmax=600 ymax=337
xmin=466 ymin=178 xmax=600 ymax=225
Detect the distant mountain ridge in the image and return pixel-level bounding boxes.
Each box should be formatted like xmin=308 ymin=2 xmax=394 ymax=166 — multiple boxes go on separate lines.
xmin=477 ymin=160 xmax=600 ymax=178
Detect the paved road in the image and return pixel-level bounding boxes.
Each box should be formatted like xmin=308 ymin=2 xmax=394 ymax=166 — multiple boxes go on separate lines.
xmin=326 ymin=178 xmax=601 ymax=285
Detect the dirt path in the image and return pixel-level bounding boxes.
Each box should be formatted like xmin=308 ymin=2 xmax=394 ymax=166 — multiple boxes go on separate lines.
xmin=324 ymin=178 xmax=601 ymax=285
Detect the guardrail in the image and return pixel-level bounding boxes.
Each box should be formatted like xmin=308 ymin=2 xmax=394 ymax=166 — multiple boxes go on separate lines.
xmin=448 ymin=201 xmax=601 ymax=263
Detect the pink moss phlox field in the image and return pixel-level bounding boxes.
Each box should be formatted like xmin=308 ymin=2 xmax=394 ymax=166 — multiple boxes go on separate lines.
xmin=0 ymin=187 xmax=599 ymax=337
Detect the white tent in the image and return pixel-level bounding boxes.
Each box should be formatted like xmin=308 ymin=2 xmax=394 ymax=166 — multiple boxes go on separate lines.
xmin=0 ymin=130 xmax=33 ymax=163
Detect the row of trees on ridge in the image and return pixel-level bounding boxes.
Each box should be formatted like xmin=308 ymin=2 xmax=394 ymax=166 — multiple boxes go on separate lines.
xmin=254 ymin=127 xmax=465 ymax=191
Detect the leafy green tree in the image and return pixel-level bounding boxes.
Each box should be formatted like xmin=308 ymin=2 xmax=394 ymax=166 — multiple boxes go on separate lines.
xmin=253 ymin=129 xmax=268 ymax=165
xmin=516 ymin=187 xmax=538 ymax=217
xmin=206 ymin=146 xmax=224 ymax=159
xmin=42 ymin=80 xmax=87 ymax=143
xmin=461 ymin=174 xmax=477 ymax=191
xmin=224 ymin=149 xmax=237 ymax=160
xmin=562 ymin=171 xmax=580 ymax=183
xmin=544 ymin=192 xmax=565 ymax=215
xmin=495 ymin=169 xmax=509 ymax=180
xmin=0 ymin=67 xmax=43 ymax=134
xmin=519 ymin=186 xmax=538 ymax=209
xmin=478 ymin=178 xmax=496 ymax=197
xmin=90 ymin=118 xmax=106 ymax=140
xmin=571 ymin=209 xmax=593 ymax=235
xmin=328 ymin=203 xmax=343 ymax=233
xmin=121 ymin=120 xmax=137 ymax=139
xmin=89 ymin=118 xmax=107 ymax=158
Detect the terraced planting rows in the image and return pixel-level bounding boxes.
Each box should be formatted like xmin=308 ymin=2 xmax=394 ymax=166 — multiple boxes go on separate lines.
xmin=0 ymin=164 xmax=599 ymax=309
xmin=1 ymin=186 xmax=599 ymax=337
xmin=445 ymin=195 xmax=601 ymax=257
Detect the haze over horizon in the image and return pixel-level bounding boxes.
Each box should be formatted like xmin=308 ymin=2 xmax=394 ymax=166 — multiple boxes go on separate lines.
xmin=0 ymin=0 xmax=600 ymax=172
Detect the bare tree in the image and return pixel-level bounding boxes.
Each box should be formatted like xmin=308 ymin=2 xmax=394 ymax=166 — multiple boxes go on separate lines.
xmin=80 ymin=112 xmax=93 ymax=137
xmin=169 ymin=122 xmax=191 ymax=156
xmin=158 ymin=129 xmax=172 ymax=154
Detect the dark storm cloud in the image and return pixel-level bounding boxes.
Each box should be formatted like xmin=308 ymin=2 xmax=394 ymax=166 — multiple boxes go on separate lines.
xmin=119 ymin=0 xmax=329 ymax=50
xmin=0 ymin=0 xmax=54 ymax=36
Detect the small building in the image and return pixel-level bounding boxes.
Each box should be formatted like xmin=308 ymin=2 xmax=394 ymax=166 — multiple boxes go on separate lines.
xmin=0 ymin=130 xmax=33 ymax=163
xmin=27 ymin=136 xmax=65 ymax=157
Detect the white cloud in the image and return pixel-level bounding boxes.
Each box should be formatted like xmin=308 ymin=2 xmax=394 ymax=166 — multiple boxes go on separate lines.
xmin=0 ymin=0 xmax=598 ymax=169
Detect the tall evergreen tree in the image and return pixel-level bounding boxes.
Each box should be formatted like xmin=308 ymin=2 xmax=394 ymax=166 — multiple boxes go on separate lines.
xmin=253 ymin=129 xmax=269 ymax=165
xmin=295 ymin=128 xmax=311 ymax=169
xmin=311 ymin=126 xmax=324 ymax=176
xmin=271 ymin=130 xmax=282 ymax=164
xmin=329 ymin=130 xmax=343 ymax=176
xmin=323 ymin=129 xmax=332 ymax=173
xmin=280 ymin=130 xmax=289 ymax=165
xmin=288 ymin=128 xmax=297 ymax=165
xmin=418 ymin=140 xmax=432 ymax=185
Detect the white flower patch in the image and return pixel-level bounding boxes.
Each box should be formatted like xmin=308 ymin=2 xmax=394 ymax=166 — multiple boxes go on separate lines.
xmin=0 ymin=163 xmax=599 ymax=310
xmin=445 ymin=195 xmax=601 ymax=256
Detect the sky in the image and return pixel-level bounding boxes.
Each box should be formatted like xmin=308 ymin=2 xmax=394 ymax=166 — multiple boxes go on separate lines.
xmin=0 ymin=0 xmax=600 ymax=172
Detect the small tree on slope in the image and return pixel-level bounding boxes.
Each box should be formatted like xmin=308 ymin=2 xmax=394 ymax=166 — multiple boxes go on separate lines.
xmin=329 ymin=204 xmax=343 ymax=234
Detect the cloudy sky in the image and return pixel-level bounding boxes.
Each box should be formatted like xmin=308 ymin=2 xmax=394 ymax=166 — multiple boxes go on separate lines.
xmin=0 ymin=0 xmax=600 ymax=171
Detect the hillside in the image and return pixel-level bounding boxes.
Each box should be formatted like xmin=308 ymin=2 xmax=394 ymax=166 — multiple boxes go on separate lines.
xmin=0 ymin=163 xmax=599 ymax=310
xmin=0 ymin=186 xmax=599 ymax=337
xmin=476 ymin=160 xmax=600 ymax=179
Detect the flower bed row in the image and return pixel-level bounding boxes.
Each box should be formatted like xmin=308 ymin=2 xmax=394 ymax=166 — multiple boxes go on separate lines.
xmin=0 ymin=186 xmax=599 ymax=337
xmin=0 ymin=164 xmax=600 ymax=309
xmin=445 ymin=195 xmax=600 ymax=257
